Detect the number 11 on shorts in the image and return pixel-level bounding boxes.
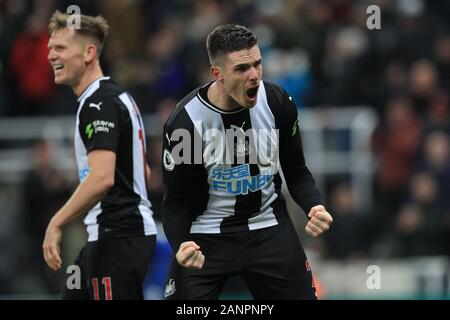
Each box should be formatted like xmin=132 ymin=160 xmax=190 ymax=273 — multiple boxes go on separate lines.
xmin=91 ymin=277 xmax=112 ymax=300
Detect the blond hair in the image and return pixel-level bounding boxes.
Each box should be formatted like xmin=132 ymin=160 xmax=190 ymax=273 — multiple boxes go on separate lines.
xmin=48 ymin=10 xmax=109 ymax=56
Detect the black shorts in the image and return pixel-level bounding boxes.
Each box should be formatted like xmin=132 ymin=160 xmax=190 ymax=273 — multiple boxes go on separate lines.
xmin=62 ymin=235 xmax=155 ymax=300
xmin=164 ymin=219 xmax=316 ymax=300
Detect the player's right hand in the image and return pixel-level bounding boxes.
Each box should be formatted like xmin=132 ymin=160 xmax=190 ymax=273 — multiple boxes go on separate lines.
xmin=305 ymin=205 xmax=333 ymax=237
xmin=176 ymin=241 xmax=205 ymax=270
xmin=43 ymin=222 xmax=63 ymax=271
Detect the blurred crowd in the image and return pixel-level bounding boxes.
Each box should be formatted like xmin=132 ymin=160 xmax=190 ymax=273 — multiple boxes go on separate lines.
xmin=1 ymin=0 xmax=450 ymax=295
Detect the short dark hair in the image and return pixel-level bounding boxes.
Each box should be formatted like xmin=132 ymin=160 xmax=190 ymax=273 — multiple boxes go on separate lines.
xmin=48 ymin=10 xmax=109 ymax=56
xmin=206 ymin=24 xmax=257 ymax=65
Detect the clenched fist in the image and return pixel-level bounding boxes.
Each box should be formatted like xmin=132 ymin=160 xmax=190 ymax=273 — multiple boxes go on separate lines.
xmin=305 ymin=205 xmax=333 ymax=237
xmin=176 ymin=241 xmax=205 ymax=270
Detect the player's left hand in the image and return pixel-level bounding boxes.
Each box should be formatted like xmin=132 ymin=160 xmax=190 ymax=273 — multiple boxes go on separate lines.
xmin=305 ymin=205 xmax=333 ymax=237
xmin=176 ymin=241 xmax=205 ymax=270
xmin=43 ymin=222 xmax=63 ymax=271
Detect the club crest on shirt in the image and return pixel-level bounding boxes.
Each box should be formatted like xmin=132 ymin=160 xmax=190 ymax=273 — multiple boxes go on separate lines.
xmin=234 ymin=138 xmax=250 ymax=157
xmin=229 ymin=122 xmax=252 ymax=157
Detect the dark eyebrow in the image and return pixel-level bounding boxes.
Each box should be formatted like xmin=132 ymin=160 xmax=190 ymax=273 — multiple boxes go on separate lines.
xmin=234 ymin=59 xmax=262 ymax=70
xmin=234 ymin=63 xmax=250 ymax=70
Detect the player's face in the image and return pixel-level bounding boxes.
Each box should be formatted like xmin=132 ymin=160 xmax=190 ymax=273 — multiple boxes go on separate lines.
xmin=221 ymin=45 xmax=262 ymax=108
xmin=47 ymin=28 xmax=86 ymax=87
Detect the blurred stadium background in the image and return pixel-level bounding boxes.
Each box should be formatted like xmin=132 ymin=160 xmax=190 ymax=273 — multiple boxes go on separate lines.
xmin=1 ymin=0 xmax=450 ymax=299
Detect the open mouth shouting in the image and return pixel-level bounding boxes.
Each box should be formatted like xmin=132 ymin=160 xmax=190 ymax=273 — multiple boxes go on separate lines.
xmin=246 ymin=85 xmax=259 ymax=104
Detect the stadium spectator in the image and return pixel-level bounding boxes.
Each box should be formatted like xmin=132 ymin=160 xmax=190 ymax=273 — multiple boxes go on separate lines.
xmin=322 ymin=182 xmax=370 ymax=260
xmin=23 ymin=139 xmax=72 ymax=293
xmin=372 ymin=96 xmax=423 ymax=225
xmin=9 ymin=12 xmax=55 ymax=115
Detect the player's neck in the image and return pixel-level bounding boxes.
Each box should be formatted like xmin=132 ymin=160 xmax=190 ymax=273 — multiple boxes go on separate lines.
xmin=208 ymin=81 xmax=241 ymax=111
xmin=73 ymin=61 xmax=104 ymax=97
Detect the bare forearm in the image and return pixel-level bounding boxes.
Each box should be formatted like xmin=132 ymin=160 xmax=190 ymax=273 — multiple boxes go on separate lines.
xmin=50 ymin=174 xmax=112 ymax=228
xmin=146 ymin=163 xmax=152 ymax=186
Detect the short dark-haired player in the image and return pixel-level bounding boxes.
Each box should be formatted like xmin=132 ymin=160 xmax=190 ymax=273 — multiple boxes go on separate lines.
xmin=162 ymin=24 xmax=333 ymax=300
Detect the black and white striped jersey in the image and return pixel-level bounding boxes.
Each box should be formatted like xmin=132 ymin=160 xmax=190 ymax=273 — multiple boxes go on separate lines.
xmin=75 ymin=76 xmax=156 ymax=242
xmin=162 ymin=80 xmax=321 ymax=250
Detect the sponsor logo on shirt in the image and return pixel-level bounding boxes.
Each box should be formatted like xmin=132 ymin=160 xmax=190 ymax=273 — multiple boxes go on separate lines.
xmin=85 ymin=120 xmax=115 ymax=139
xmin=210 ymin=164 xmax=272 ymax=195
xmin=291 ymin=118 xmax=299 ymax=136
xmin=79 ymin=167 xmax=89 ymax=181
xmin=89 ymin=102 xmax=102 ymax=111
